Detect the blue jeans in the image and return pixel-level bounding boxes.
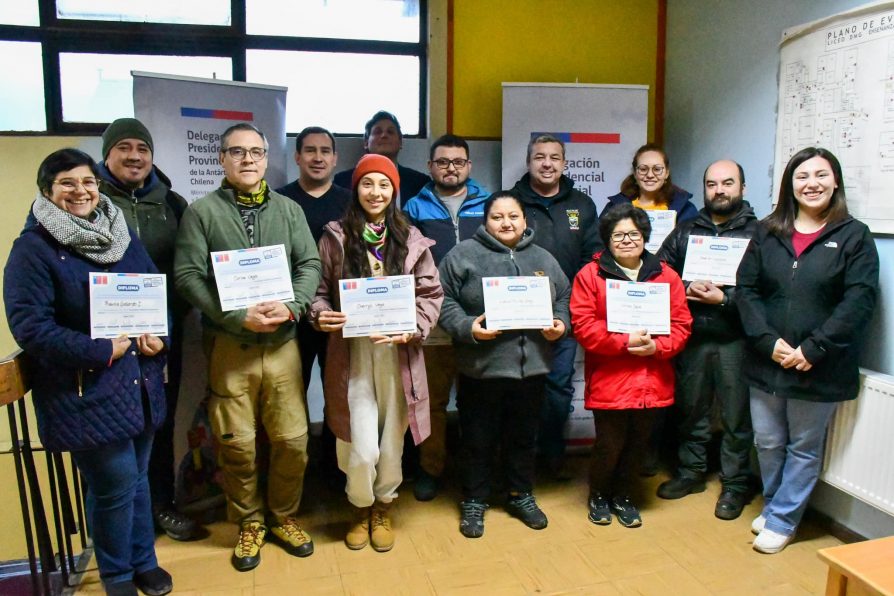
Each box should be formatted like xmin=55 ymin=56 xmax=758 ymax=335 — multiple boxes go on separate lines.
xmin=538 ymin=336 xmax=577 ymax=461
xmin=750 ymin=387 xmax=838 ymax=536
xmin=72 ymin=427 xmax=157 ymax=585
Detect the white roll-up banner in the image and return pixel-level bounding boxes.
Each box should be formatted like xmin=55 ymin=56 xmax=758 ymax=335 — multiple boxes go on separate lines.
xmin=133 ymin=71 xmax=288 ymax=203
xmin=502 ymin=82 xmax=648 ymax=447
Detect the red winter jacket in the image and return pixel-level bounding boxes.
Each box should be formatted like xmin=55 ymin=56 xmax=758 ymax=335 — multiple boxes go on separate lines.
xmin=571 ymin=251 xmax=691 ymax=410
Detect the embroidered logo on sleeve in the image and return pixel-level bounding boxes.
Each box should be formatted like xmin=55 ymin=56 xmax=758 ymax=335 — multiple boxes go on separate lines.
xmin=566 ymin=209 xmax=580 ymax=230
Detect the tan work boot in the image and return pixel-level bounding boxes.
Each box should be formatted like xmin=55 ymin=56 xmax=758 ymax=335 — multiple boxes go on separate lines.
xmin=370 ymin=500 xmax=394 ymax=552
xmin=345 ymin=505 xmax=370 ymax=550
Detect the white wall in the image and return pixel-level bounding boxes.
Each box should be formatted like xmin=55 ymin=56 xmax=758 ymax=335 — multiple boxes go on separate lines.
xmin=665 ymin=0 xmax=894 ymax=538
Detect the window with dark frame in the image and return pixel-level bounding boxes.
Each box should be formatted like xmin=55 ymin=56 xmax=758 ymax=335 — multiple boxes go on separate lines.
xmin=0 ymin=0 xmax=427 ymax=136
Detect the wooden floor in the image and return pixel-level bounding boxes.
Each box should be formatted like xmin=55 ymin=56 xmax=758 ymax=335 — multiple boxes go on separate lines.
xmin=73 ymin=455 xmax=841 ymax=595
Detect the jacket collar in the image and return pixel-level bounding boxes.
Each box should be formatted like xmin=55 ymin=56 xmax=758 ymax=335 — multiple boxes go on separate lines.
xmin=596 ymin=249 xmax=663 ymax=282
xmin=472 ymin=224 xmax=535 ymax=252
xmin=693 ymin=200 xmax=757 ymax=232
xmin=513 ymin=173 xmax=575 ymax=204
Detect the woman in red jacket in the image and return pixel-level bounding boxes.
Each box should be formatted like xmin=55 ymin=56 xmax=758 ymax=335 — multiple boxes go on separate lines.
xmin=571 ymin=203 xmax=691 ymax=527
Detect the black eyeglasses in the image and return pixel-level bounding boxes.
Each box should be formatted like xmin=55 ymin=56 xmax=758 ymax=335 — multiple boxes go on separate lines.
xmin=432 ymin=158 xmax=469 ymax=169
xmin=610 ymin=231 xmax=643 ymax=243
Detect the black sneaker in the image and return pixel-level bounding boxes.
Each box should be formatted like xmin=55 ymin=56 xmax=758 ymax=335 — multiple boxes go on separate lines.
xmin=656 ymin=474 xmax=706 ymax=499
xmin=611 ymin=496 xmax=642 ymax=528
xmin=715 ymin=488 xmax=750 ymax=520
xmin=505 ymin=493 xmax=548 ymax=530
xmin=154 ymin=506 xmax=200 ymax=541
xmin=103 ymin=580 xmax=138 ymax=596
xmin=414 ymin=469 xmax=440 ymax=502
xmin=459 ymin=499 xmax=489 ymax=538
xmin=133 ymin=567 xmax=173 ymax=596
xmin=587 ymin=494 xmax=612 ymax=525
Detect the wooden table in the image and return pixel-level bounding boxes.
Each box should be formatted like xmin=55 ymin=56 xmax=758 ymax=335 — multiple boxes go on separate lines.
xmin=818 ymin=536 xmax=894 ymax=595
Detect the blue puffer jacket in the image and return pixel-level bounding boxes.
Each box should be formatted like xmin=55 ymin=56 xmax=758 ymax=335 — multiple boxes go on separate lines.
xmin=403 ymin=178 xmax=489 ymax=265
xmin=603 ymin=187 xmax=698 ymax=224
xmin=4 ymin=221 xmax=167 ymax=452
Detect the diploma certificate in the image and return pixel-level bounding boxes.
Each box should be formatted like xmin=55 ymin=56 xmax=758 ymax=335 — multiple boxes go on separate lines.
xmin=339 ymin=275 xmax=417 ymax=338
xmin=605 ymin=280 xmax=671 ymax=335
xmin=645 ymin=210 xmax=676 ymax=253
xmin=681 ymin=236 xmax=750 ymax=285
xmin=89 ymin=272 xmax=168 ymax=338
xmin=211 ymin=244 xmax=295 ymax=312
xmin=482 ymin=276 xmax=554 ymax=330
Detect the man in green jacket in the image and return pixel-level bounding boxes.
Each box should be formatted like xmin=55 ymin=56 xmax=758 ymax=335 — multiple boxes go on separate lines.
xmin=98 ymin=118 xmax=198 ymax=542
xmin=174 ymin=123 xmax=322 ymax=572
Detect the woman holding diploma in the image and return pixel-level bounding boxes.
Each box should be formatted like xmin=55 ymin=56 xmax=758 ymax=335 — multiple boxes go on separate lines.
xmin=737 ymin=147 xmax=878 ymax=554
xmin=438 ymin=191 xmax=570 ymax=538
xmin=4 ymin=149 xmax=171 ymax=596
xmin=311 ymin=154 xmax=443 ymax=552
xmin=570 ymin=203 xmax=691 ymax=528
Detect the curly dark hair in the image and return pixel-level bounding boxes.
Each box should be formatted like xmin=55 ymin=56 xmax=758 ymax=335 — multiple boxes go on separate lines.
xmin=598 ymin=202 xmax=652 ymax=247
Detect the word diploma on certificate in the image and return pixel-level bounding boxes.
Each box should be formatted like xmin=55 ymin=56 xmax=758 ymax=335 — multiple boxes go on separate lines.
xmin=211 ymin=244 xmax=295 ymax=312
xmin=482 ymin=276 xmax=553 ymax=330
xmin=605 ymin=280 xmax=671 ymax=335
xmin=89 ymin=272 xmax=168 ymax=339
xmin=645 ymin=210 xmax=676 ymax=253
xmin=339 ymin=275 xmax=417 ymax=339
xmin=681 ymin=236 xmax=750 ymax=286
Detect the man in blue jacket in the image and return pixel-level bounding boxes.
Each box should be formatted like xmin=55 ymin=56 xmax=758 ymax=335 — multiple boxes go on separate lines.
xmin=656 ymin=159 xmax=759 ymax=520
xmin=403 ymin=134 xmax=488 ymax=500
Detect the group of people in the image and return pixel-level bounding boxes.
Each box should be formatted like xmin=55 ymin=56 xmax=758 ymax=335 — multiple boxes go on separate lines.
xmin=3 ymin=108 xmax=879 ymax=595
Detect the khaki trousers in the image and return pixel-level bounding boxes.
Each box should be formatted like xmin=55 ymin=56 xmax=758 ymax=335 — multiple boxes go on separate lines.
xmin=205 ymin=332 xmax=309 ymax=524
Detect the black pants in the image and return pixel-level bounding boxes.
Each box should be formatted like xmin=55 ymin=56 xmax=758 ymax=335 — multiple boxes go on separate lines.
xmin=589 ymin=408 xmax=661 ymax=497
xmin=457 ymin=374 xmax=545 ymax=500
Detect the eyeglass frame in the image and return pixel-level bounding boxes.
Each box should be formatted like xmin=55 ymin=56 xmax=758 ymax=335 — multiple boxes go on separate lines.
xmin=610 ymin=230 xmax=644 ymax=243
xmin=431 ymin=158 xmax=469 ymax=170
xmin=635 ymin=164 xmax=667 ymax=177
xmin=53 ymin=177 xmax=99 ymax=191
xmin=222 ymin=146 xmax=268 ymax=161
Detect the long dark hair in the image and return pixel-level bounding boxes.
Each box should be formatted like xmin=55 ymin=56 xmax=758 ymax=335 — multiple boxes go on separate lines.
xmin=765 ymin=147 xmax=849 ymax=236
xmin=340 ymin=185 xmax=410 ymax=278
xmin=619 ymin=143 xmax=675 ymax=205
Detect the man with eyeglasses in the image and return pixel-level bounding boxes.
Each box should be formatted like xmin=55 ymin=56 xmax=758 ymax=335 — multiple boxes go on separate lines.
xmin=97 ymin=118 xmax=199 ymax=542
xmin=403 ymin=133 xmax=489 ymax=501
xmin=656 ymin=159 xmax=759 ymax=520
xmin=511 ymin=133 xmax=602 ymax=479
xmin=175 ymin=123 xmax=321 ymax=571
xmin=333 ymin=110 xmax=430 ymax=206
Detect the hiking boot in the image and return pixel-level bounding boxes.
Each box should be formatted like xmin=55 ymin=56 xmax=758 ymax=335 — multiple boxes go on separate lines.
xmin=133 ymin=567 xmax=173 ymax=596
xmin=459 ymin=499 xmax=488 ymax=538
xmin=269 ymin=516 xmax=314 ymax=557
xmin=153 ymin=506 xmax=200 ymax=541
xmin=232 ymin=521 xmax=266 ymax=572
xmin=753 ymin=528 xmax=793 ymax=554
xmin=505 ymin=493 xmax=548 ymax=530
xmin=345 ymin=506 xmax=370 ymax=550
xmin=587 ymin=493 xmax=612 ymax=525
xmin=611 ymin=495 xmax=642 ymax=528
xmin=370 ymin=501 xmax=395 ymax=552
xmin=656 ymin=474 xmax=706 ymax=499
xmin=714 ymin=489 xmax=750 ymax=521
xmin=414 ymin=469 xmax=440 ymax=502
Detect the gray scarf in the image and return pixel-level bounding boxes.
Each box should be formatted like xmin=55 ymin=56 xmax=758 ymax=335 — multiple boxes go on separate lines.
xmin=32 ymin=191 xmax=131 ymax=264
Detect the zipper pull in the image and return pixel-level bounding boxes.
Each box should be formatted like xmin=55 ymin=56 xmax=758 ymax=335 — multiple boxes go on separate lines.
xmin=77 ymin=369 xmax=83 ymax=398
xmin=792 ymin=261 xmax=798 ymax=269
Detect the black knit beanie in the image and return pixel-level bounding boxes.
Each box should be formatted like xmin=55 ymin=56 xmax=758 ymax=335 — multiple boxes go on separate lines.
xmin=101 ymin=118 xmax=154 ymax=158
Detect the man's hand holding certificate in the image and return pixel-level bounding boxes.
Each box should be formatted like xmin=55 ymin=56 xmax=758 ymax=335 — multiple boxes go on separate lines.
xmin=89 ymin=272 xmax=168 ymax=339
xmin=681 ymin=236 xmax=750 ymax=286
xmin=338 ymin=275 xmax=417 ymax=338
xmin=482 ymin=276 xmax=554 ymax=330
xmin=211 ymin=244 xmax=295 ymax=312
xmin=605 ymin=280 xmax=671 ymax=335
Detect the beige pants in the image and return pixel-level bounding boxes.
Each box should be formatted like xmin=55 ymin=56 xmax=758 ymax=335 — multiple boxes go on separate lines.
xmin=336 ymin=338 xmax=408 ymax=508
xmin=205 ymin=333 xmax=309 ymax=524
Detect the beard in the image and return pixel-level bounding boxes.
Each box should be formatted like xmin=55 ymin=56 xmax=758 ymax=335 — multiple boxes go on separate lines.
xmin=704 ymin=193 xmax=743 ymax=217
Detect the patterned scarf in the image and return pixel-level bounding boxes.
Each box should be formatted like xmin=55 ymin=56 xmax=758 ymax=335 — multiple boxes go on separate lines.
xmin=32 ymin=191 xmax=130 ymax=264
xmin=362 ymin=222 xmax=388 ymax=262
xmin=228 ymin=179 xmax=268 ymax=207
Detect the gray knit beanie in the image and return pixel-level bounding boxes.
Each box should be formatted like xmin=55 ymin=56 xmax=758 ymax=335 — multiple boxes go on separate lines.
xmin=102 ymin=118 xmax=154 ymax=158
